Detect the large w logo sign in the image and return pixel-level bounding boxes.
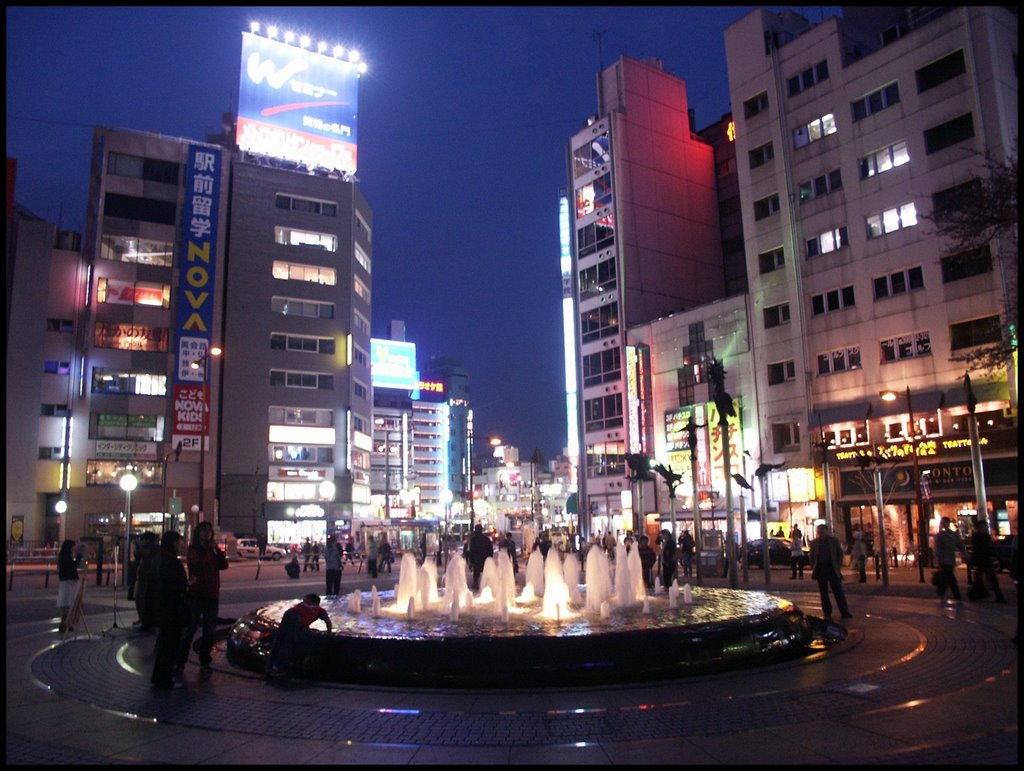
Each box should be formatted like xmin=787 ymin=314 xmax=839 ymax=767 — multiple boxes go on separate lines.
xmin=246 ymin=53 xmax=308 ymax=89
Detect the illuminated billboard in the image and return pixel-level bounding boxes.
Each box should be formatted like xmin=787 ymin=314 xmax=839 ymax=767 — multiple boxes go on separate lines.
xmin=370 ymin=339 xmax=418 ymax=391
xmin=236 ymin=31 xmax=360 ymax=174
xmin=172 ymin=144 xmax=224 ymax=451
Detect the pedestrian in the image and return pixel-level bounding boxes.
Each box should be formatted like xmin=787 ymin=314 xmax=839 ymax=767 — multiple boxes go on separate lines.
xmin=538 ymin=530 xmax=552 ymax=559
xmin=637 ymin=535 xmax=656 ymax=590
xmin=378 ymin=536 xmax=392 ymax=573
xmin=151 ymin=531 xmax=189 ymax=690
xmin=133 ymin=531 xmax=160 ymax=632
xmin=311 ymin=540 xmax=321 ymax=572
xmin=891 ymin=544 xmax=899 ymax=569
xmin=851 ymin=532 xmax=868 ymax=583
xmin=324 ymin=534 xmax=343 ymax=596
xmin=933 ymin=516 xmax=968 ymax=605
xmin=505 ymin=531 xmax=519 ymax=574
xmin=968 ymin=519 xmax=1005 ymax=603
xmin=302 ymin=538 xmax=312 ymax=572
xmin=790 ymin=524 xmax=805 ymax=579
xmin=603 ymin=530 xmax=616 ymax=556
xmin=366 ymin=532 xmax=379 ymax=579
xmin=468 ymin=524 xmax=494 ymax=592
xmin=177 ymin=521 xmax=228 ymax=677
xmin=256 ymin=533 xmax=268 ymax=560
xmin=809 ymin=524 xmax=852 ymax=620
xmin=56 ymin=539 xmax=81 ymax=633
xmin=266 ymin=593 xmax=333 ymax=678
xmin=680 ymin=529 xmax=695 ymax=577
xmin=660 ymin=529 xmax=678 ymax=590
xmin=344 ymin=539 xmax=356 ymax=565
xmin=285 ymin=554 xmax=301 ymax=579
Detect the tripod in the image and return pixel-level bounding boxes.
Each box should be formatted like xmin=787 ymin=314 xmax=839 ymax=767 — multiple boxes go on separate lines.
xmin=103 ymin=540 xmax=131 ymax=636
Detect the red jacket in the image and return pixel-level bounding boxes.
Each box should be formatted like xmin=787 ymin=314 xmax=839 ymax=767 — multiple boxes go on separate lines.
xmin=186 ymin=543 xmax=228 ymax=599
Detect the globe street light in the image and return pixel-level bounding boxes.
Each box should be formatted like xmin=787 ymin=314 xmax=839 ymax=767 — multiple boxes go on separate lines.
xmin=119 ymin=470 xmax=138 ymax=589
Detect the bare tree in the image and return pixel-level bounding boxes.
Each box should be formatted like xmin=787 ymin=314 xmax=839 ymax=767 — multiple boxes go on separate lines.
xmin=924 ymin=141 xmax=1018 ymax=373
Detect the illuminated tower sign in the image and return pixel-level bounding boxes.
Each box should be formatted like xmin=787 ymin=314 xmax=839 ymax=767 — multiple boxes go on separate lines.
xmin=236 ymin=25 xmax=366 ymax=174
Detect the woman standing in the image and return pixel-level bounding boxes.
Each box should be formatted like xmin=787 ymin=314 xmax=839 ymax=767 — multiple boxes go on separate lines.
xmin=56 ymin=539 xmax=80 ymax=633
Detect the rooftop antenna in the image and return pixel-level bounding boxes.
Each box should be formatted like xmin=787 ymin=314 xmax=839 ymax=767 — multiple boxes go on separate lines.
xmin=593 ymin=28 xmax=611 ymax=72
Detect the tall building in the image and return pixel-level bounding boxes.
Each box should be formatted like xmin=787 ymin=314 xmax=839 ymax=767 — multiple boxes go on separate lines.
xmin=566 ymin=55 xmax=725 ymax=539
xmin=726 ymin=6 xmax=1018 ymax=543
xmin=217 ymin=156 xmax=374 ymax=542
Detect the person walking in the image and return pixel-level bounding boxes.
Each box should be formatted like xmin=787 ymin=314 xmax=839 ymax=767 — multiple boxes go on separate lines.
xmin=789 ymin=525 xmax=805 ymax=579
xmin=366 ymin=532 xmax=379 ymax=579
xmin=468 ymin=524 xmax=494 ymax=592
xmin=56 ymin=539 xmax=81 ymax=633
xmin=660 ymin=529 xmax=678 ymax=590
xmin=809 ymin=524 xmax=852 ymax=619
xmin=504 ymin=531 xmax=519 ymax=575
xmin=256 ymin=533 xmax=268 ymax=560
xmin=133 ymin=531 xmax=160 ymax=632
xmin=311 ymin=540 xmax=321 ymax=572
xmin=151 ymin=531 xmax=188 ymax=690
xmin=266 ymin=593 xmax=333 ymax=678
xmin=178 ymin=521 xmax=228 ymax=677
xmin=968 ymin=519 xmax=1005 ymax=603
xmin=680 ymin=529 xmax=695 ymax=577
xmin=637 ymin=535 xmax=657 ymax=590
xmin=851 ymin=532 xmax=868 ymax=583
xmin=324 ymin=534 xmax=343 ymax=597
xmin=301 ymin=538 xmax=313 ymax=572
xmin=934 ymin=516 xmax=968 ymax=605
xmin=344 ymin=538 xmax=356 ymax=565
xmin=378 ymin=536 xmax=392 ymax=573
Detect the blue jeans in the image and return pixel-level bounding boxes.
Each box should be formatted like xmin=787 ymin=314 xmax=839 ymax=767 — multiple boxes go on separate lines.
xmin=178 ymin=595 xmax=219 ymax=667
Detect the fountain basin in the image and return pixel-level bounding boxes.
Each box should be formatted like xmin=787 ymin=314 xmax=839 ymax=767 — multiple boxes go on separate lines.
xmin=226 ymin=587 xmax=817 ymax=688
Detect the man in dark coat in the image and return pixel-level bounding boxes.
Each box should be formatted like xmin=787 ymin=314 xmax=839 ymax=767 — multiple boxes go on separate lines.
xmin=151 ymin=531 xmax=188 ymax=689
xmin=468 ymin=524 xmax=494 ymax=592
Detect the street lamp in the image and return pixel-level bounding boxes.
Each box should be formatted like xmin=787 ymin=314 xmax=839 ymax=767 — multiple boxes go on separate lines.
xmin=190 ymin=345 xmax=222 ymax=526
xmin=881 ymin=387 xmax=926 ymax=583
xmin=441 ymin=489 xmax=454 ymax=568
xmin=160 ymin=440 xmax=183 ymax=534
xmin=119 ymin=469 xmax=138 ymax=589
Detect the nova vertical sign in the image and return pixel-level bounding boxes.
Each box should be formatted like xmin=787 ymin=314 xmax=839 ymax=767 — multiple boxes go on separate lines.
xmin=172 ymin=144 xmax=223 ymax=451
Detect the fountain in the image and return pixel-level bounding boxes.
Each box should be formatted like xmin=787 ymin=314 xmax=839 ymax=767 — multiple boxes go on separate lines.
xmin=227 ymin=544 xmax=825 ymax=688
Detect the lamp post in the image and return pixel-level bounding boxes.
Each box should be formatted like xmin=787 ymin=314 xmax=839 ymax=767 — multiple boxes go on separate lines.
xmin=190 ymin=345 xmax=222 ymax=527
xmin=119 ymin=469 xmax=138 ymax=588
xmin=963 ymin=373 xmax=988 ymax=526
xmin=161 ymin=441 xmax=183 ymax=534
xmin=708 ymin=358 xmax=738 ymax=589
xmin=441 ymin=489 xmax=453 ymax=568
xmin=466 ymin=411 xmax=475 ymax=531
xmin=686 ymin=416 xmax=706 ymax=587
xmin=814 ymin=415 xmax=836 ymax=535
xmin=882 ymin=387 xmax=926 ymax=583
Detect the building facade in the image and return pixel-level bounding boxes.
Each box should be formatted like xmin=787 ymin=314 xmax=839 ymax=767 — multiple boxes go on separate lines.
xmin=726 ymin=6 xmax=1018 ymax=546
xmin=217 ymin=156 xmax=375 ymax=543
xmin=566 ymin=55 xmax=725 ymax=539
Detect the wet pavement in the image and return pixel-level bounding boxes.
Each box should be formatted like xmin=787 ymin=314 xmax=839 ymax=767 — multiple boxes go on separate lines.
xmin=6 ymin=566 xmax=1017 ymax=764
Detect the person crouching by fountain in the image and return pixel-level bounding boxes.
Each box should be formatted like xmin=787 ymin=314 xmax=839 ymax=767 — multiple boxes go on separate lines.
xmin=266 ymin=594 xmax=333 ymax=678
xmin=637 ymin=535 xmax=656 ymax=591
xmin=468 ymin=524 xmax=493 ymax=592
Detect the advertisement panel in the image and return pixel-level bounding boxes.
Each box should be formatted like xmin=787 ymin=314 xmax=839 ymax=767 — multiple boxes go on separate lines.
xmin=236 ymin=31 xmax=359 ymax=174
xmin=172 ymin=145 xmax=223 ymax=450
xmin=370 ymin=339 xmax=418 ymax=391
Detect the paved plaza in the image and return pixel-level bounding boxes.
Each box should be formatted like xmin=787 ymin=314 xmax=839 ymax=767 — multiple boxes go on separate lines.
xmin=6 ymin=563 xmax=1017 ymax=765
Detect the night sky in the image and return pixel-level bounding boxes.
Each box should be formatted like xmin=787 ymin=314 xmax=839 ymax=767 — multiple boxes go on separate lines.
xmin=6 ymin=6 xmax=841 ymax=461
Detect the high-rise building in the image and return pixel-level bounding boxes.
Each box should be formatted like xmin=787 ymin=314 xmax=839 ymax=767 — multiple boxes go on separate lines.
xmin=565 ymin=56 xmax=725 ymax=539
xmin=726 ymin=6 xmax=1018 ymax=542
xmin=217 ymin=157 xmax=374 ymax=541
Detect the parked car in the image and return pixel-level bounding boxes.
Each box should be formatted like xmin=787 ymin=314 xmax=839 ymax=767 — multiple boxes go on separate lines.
xmin=236 ymin=538 xmax=286 ymax=560
xmin=966 ymin=534 xmax=1017 ymax=574
xmin=746 ymin=538 xmax=809 ymax=569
